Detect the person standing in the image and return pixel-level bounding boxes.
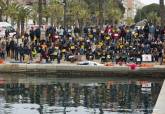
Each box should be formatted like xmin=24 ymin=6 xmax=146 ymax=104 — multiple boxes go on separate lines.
xmin=149 ymin=24 xmax=155 ymax=40
xmin=5 ymin=29 xmax=9 ymax=38
xmin=9 ymin=38 xmax=15 ymax=59
xmin=29 ymin=27 xmax=35 ymax=42
xmin=14 ymin=43 xmax=19 ymax=61
xmin=0 ymin=41 xmax=6 ymax=59
xmin=6 ymin=39 xmax=10 ymax=57
xmin=19 ymin=44 xmax=24 ymax=63
xmin=35 ymin=27 xmax=41 ymax=42
xmin=48 ymin=45 xmax=55 ymax=62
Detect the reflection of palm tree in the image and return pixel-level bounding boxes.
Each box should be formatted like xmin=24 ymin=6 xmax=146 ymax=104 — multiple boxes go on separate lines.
xmin=83 ymin=86 xmax=89 ymax=107
xmin=58 ymin=83 xmax=70 ymax=113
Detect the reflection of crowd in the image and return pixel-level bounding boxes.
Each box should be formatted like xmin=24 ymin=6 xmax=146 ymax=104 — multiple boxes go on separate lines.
xmin=4 ymin=82 xmax=161 ymax=113
xmin=0 ymin=23 xmax=165 ymax=64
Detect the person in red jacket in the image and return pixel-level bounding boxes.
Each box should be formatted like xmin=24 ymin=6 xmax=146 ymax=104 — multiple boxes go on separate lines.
xmin=111 ymin=29 xmax=120 ymax=43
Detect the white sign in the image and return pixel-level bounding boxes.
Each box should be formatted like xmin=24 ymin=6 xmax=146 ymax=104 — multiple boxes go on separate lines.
xmin=142 ymin=54 xmax=152 ymax=62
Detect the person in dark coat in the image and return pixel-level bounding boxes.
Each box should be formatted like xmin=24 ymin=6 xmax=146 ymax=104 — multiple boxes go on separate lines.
xmin=35 ymin=27 xmax=41 ymax=41
xmin=5 ymin=29 xmax=9 ymax=38
xmin=29 ymin=27 xmax=35 ymax=41
xmin=19 ymin=44 xmax=24 ymax=62
xmin=9 ymin=38 xmax=15 ymax=59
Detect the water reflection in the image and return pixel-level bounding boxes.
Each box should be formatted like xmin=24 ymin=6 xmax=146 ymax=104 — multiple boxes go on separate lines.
xmin=0 ymin=76 xmax=163 ymax=114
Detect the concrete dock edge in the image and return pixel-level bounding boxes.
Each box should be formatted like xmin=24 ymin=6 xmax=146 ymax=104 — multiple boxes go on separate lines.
xmin=0 ymin=64 xmax=165 ymax=78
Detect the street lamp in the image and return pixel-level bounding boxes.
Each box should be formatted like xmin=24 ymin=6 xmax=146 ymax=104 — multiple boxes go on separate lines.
xmin=63 ymin=0 xmax=66 ymax=28
xmin=38 ymin=0 xmax=43 ymax=27
xmin=55 ymin=0 xmax=67 ymax=28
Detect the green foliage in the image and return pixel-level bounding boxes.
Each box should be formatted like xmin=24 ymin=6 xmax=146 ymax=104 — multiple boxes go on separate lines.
xmin=0 ymin=0 xmax=7 ymax=21
xmin=29 ymin=3 xmax=38 ymax=23
xmin=134 ymin=3 xmax=160 ymax=23
xmin=1 ymin=0 xmax=125 ymax=26
xmin=44 ymin=0 xmax=64 ymax=25
xmin=104 ymin=0 xmax=123 ymax=24
xmin=4 ymin=2 xmax=31 ymax=34
xmin=5 ymin=3 xmax=20 ymax=21
xmin=6 ymin=3 xmax=31 ymax=22
xmin=125 ymin=17 xmax=134 ymax=25
xmin=67 ymin=0 xmax=90 ymax=26
xmin=147 ymin=12 xmax=160 ymax=25
xmin=0 ymin=0 xmax=7 ymax=10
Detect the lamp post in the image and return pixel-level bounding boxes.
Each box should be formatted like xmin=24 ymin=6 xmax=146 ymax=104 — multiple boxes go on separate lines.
xmin=98 ymin=0 xmax=103 ymax=28
xmin=56 ymin=0 xmax=67 ymax=28
xmin=0 ymin=6 xmax=2 ymax=21
xmin=63 ymin=0 xmax=67 ymax=28
xmin=38 ymin=0 xmax=43 ymax=27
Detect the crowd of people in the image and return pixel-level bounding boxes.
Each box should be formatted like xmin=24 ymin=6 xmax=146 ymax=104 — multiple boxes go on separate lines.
xmin=0 ymin=22 xmax=165 ymax=64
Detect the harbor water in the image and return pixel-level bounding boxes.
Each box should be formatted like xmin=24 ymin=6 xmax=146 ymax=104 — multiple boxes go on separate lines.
xmin=0 ymin=74 xmax=163 ymax=114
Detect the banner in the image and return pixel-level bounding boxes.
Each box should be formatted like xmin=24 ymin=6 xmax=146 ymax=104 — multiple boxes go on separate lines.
xmin=142 ymin=54 xmax=152 ymax=62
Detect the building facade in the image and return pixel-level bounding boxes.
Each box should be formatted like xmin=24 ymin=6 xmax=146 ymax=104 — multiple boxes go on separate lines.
xmin=122 ymin=0 xmax=144 ymax=19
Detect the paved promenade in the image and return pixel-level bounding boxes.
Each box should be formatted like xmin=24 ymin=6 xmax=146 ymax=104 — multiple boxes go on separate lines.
xmin=153 ymin=81 xmax=165 ymax=114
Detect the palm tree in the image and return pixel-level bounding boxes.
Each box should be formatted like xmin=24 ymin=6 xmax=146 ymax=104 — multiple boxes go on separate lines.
xmin=5 ymin=3 xmax=20 ymax=30
xmin=160 ymin=0 xmax=165 ymax=27
xmin=147 ymin=12 xmax=159 ymax=25
xmin=30 ymin=3 xmax=38 ymax=25
xmin=6 ymin=3 xmax=31 ymax=35
xmin=0 ymin=0 xmax=7 ymax=21
xmin=5 ymin=0 xmax=9 ymax=21
xmin=43 ymin=0 xmax=63 ymax=26
xmin=18 ymin=6 xmax=31 ymax=35
xmin=68 ymin=0 xmax=89 ymax=28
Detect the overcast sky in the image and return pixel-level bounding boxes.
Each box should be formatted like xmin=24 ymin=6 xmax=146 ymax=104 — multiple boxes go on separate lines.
xmin=140 ymin=0 xmax=159 ymax=5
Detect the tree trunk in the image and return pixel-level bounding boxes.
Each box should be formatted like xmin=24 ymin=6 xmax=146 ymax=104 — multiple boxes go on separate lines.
xmin=5 ymin=0 xmax=9 ymax=22
xmin=76 ymin=12 xmax=80 ymax=28
xmin=25 ymin=18 xmax=28 ymax=31
xmin=160 ymin=0 xmax=165 ymax=28
xmin=50 ymin=16 xmax=54 ymax=26
xmin=43 ymin=0 xmax=49 ymax=24
xmin=0 ymin=10 xmax=3 ymax=21
xmin=38 ymin=0 xmax=43 ymax=27
xmin=11 ymin=18 xmax=14 ymax=26
xmin=98 ymin=0 xmax=103 ymax=27
xmin=17 ymin=20 xmax=20 ymax=35
xmin=46 ymin=17 xmax=49 ymax=25
xmin=21 ymin=19 xmax=25 ymax=36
